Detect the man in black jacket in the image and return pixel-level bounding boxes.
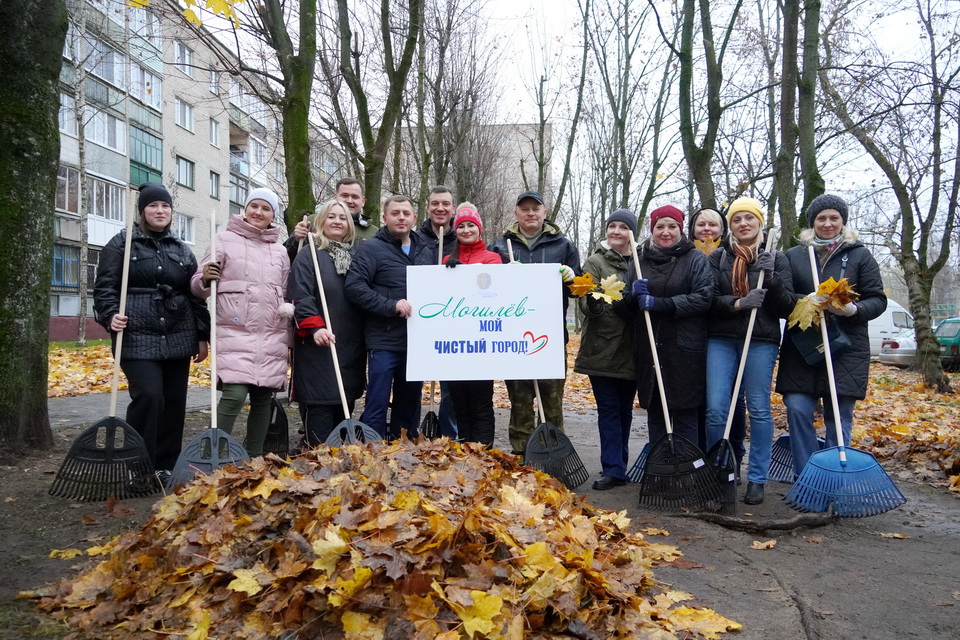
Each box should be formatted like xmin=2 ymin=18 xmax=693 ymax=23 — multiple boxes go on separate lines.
xmin=491 ymin=190 xmax=581 ymax=455
xmin=345 ymin=195 xmax=424 ymax=439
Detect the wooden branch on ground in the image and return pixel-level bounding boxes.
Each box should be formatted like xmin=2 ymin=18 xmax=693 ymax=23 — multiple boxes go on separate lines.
xmin=669 ymin=511 xmax=834 ymax=532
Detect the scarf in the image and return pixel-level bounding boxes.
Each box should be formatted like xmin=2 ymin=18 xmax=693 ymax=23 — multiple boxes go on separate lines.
xmin=730 ymin=242 xmax=756 ymax=297
xmin=813 ymin=231 xmax=843 ymax=268
xmin=327 ymin=241 xmax=353 ymax=275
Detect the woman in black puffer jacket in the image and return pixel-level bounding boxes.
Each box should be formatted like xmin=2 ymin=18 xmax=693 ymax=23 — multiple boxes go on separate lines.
xmin=93 ymin=183 xmax=210 ymax=475
xmin=776 ymin=194 xmax=887 ymax=478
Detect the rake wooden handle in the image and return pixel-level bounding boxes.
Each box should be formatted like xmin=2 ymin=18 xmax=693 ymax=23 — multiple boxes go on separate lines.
xmin=807 ymin=245 xmax=847 ymax=464
xmin=210 ymin=211 xmax=218 ymax=431
xmin=109 ymin=205 xmax=135 ymax=418
xmin=628 ymin=230 xmax=672 ymax=434
xmin=307 ymin=231 xmax=352 ymax=419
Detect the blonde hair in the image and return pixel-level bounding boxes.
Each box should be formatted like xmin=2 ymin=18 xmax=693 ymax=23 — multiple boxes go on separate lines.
xmin=312 ymin=199 xmax=355 ymax=249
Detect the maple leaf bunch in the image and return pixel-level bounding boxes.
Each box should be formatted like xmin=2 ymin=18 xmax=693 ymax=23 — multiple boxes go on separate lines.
xmin=787 ymin=277 xmax=860 ymax=331
xmin=567 ymin=273 xmax=627 ymax=304
xmin=38 ymin=439 xmax=739 ymax=639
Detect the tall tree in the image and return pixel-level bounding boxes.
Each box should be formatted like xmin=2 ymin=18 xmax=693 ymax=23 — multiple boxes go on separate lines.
xmin=0 ymin=0 xmax=68 ymax=453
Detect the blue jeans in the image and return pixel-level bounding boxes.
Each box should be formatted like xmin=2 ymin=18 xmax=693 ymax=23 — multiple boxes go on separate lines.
xmin=365 ymin=349 xmax=422 ymax=439
xmin=705 ymin=338 xmax=779 ymax=484
xmin=589 ymin=376 xmax=636 ymax=480
xmin=782 ymin=392 xmax=856 ymax=477
xmin=438 ymin=381 xmax=458 ymax=438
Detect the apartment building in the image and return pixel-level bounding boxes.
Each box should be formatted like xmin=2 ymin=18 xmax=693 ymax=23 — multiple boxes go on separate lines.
xmin=50 ymin=0 xmax=344 ymax=341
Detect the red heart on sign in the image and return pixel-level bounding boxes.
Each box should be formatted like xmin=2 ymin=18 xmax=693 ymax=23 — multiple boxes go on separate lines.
xmin=523 ymin=331 xmax=548 ymax=355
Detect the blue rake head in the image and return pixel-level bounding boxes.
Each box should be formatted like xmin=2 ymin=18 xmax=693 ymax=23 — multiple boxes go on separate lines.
xmin=768 ymin=435 xmax=827 ymax=483
xmin=784 ymin=446 xmax=906 ymax=517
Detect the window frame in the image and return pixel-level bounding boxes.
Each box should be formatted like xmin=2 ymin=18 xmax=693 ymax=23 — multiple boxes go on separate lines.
xmin=176 ymin=156 xmax=196 ymax=189
xmin=174 ymin=40 xmax=194 ymax=77
xmin=174 ymin=97 xmax=194 ymax=132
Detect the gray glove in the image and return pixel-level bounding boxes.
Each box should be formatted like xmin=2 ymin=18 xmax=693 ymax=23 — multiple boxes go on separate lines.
xmin=739 ymin=288 xmax=766 ymax=310
xmin=755 ymin=251 xmax=775 ymax=277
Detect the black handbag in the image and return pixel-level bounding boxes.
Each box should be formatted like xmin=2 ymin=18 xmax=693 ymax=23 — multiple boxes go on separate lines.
xmin=792 ymin=320 xmax=852 ymax=365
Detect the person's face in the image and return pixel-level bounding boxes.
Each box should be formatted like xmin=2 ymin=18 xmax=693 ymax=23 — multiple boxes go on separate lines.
xmin=335 ymin=183 xmax=365 ymax=215
xmin=244 ymin=199 xmax=275 ymax=230
xmin=514 ymin=198 xmax=547 ymax=236
xmin=694 ymin=216 xmax=723 ymax=241
xmin=322 ymin=204 xmax=349 ymax=241
xmin=606 ymin=221 xmax=632 ymax=252
xmin=457 ymin=220 xmax=481 ymax=245
xmin=383 ymin=200 xmax=416 ymax=238
xmin=813 ymin=209 xmax=844 ymax=239
xmin=142 ymin=200 xmax=172 ymax=232
xmin=652 ymin=218 xmax=682 ymax=248
xmin=427 ymin=191 xmax=454 ymax=231
xmin=730 ymin=211 xmax=760 ymax=244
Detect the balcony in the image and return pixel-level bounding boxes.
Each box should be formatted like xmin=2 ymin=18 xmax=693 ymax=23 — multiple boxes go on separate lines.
xmin=230 ymin=152 xmax=249 ymax=176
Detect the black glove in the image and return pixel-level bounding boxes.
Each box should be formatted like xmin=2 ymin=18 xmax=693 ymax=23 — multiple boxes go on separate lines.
xmin=739 ymin=288 xmax=766 ymax=310
xmin=755 ymin=251 xmax=775 ymax=277
xmin=202 ymin=261 xmax=221 ymax=286
xmin=586 ymin=294 xmax=604 ymax=314
xmin=445 ymin=256 xmax=460 ymax=268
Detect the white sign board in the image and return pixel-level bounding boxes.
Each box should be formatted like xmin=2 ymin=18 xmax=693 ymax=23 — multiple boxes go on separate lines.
xmin=406 ymin=264 xmax=565 ymax=381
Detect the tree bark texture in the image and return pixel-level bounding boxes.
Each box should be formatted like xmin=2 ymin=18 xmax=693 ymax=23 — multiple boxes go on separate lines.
xmin=0 ymin=0 xmax=68 ymax=453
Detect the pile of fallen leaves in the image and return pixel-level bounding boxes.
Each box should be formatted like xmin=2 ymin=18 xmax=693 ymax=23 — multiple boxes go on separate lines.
xmin=38 ymin=439 xmax=739 ymax=639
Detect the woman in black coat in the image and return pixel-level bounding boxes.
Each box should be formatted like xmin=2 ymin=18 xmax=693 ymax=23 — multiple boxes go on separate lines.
xmin=288 ymin=199 xmax=365 ymax=446
xmin=627 ymin=205 xmax=713 ymax=448
xmin=93 ymin=183 xmax=210 ymax=475
xmin=775 ymin=194 xmax=887 ymax=477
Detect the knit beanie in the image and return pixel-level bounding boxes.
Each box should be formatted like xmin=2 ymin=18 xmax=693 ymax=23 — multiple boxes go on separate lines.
xmin=454 ymin=207 xmax=483 ymax=235
xmin=649 ymin=205 xmax=684 ymax=231
xmin=245 ymin=187 xmax=280 ymax=217
xmin=688 ymin=207 xmax=726 ymax=240
xmin=606 ymin=208 xmax=637 ymax=237
xmin=726 ymin=197 xmax=765 ymax=227
xmin=805 ymin=194 xmax=849 ymax=226
xmin=137 ymin=182 xmax=172 ymax=213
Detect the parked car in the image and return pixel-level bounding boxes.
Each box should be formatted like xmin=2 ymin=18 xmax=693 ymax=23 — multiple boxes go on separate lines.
xmin=936 ymin=317 xmax=960 ymax=371
xmin=879 ymin=331 xmax=917 ymax=369
xmin=869 ymin=300 xmax=914 ymax=357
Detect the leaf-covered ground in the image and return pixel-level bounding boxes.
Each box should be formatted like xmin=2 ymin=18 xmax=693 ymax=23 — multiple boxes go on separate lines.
xmin=49 ymin=338 xmax=960 ymax=494
xmin=37 ymin=439 xmax=740 ymax=639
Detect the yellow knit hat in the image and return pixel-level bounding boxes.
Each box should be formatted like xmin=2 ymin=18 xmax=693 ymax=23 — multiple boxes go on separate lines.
xmin=726 ymin=197 xmax=765 ymax=227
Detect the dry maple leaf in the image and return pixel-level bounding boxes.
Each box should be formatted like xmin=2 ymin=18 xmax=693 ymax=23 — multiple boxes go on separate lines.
xmin=590 ymin=274 xmax=626 ymax=304
xmin=750 ymin=539 xmax=777 ymax=550
xmin=567 ymin=272 xmax=596 ymax=297
xmin=788 ymin=296 xmax=822 ymax=331
xmin=693 ymin=236 xmax=722 ymax=256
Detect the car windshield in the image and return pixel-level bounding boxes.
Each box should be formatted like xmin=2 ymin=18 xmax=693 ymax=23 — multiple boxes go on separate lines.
xmin=935 ymin=322 xmax=960 ymax=338
xmin=892 ymin=311 xmax=914 ymax=329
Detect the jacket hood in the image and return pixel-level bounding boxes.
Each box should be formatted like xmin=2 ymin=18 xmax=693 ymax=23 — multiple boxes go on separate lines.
xmin=798 ymin=226 xmax=859 ymax=246
xmin=227 ymin=214 xmax=281 ymax=243
xmin=592 ymin=240 xmax=634 ymax=262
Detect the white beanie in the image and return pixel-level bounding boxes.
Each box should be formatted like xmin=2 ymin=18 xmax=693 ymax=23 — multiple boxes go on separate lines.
xmin=245 ymin=187 xmax=280 ymax=217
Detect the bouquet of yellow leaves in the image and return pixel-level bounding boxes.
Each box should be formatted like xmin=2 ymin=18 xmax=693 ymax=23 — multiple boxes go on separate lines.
xmin=787 ymin=277 xmax=860 ymax=330
xmin=568 ymin=272 xmax=627 ymax=304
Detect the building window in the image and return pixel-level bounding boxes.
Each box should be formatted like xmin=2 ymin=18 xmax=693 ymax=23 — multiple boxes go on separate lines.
xmin=176 ymin=156 xmax=195 ymax=189
xmin=130 ymin=127 xmax=163 ymax=173
xmin=251 ymin=138 xmax=266 ymax=168
xmin=87 ymin=177 xmax=124 ymax=222
xmin=129 ymin=7 xmax=161 ymax=49
xmin=87 ymin=249 xmax=101 ymax=288
xmin=274 ymin=160 xmax=284 ymax=181
xmin=56 ymin=166 xmax=80 ymax=214
xmin=88 ymin=0 xmax=125 ymax=26
xmin=229 ymin=173 xmax=248 ymax=213
xmin=173 ymin=214 xmax=195 ymax=243
xmin=82 ymin=35 xmax=125 ymax=90
xmin=130 ymin=66 xmax=162 ymax=111
xmin=53 ymin=245 xmax=80 ymax=287
xmin=209 ymin=171 xmax=221 ymax=199
xmin=209 ymin=119 xmax=220 ymax=147
xmin=85 ymin=107 xmax=125 ymax=153
xmin=174 ymin=98 xmax=194 ymax=132
xmin=59 ymin=93 xmax=77 ymax=136
xmin=174 ymin=41 xmax=194 ymax=76
xmin=209 ymin=70 xmax=219 ymax=94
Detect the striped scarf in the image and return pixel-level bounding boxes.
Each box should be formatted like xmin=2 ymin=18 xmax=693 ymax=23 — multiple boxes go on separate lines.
xmin=731 ymin=243 xmax=756 ymax=297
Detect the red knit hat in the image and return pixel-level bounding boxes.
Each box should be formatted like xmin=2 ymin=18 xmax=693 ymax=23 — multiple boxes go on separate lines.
xmin=649 ymin=205 xmax=684 ymax=231
xmin=454 ymin=207 xmax=483 ymax=234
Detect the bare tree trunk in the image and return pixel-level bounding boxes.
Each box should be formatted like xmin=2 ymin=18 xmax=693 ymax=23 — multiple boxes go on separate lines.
xmin=0 ymin=0 xmax=67 ymax=453
xmin=774 ymin=0 xmax=798 ymax=238
xmin=796 ymin=0 xmax=823 ymax=230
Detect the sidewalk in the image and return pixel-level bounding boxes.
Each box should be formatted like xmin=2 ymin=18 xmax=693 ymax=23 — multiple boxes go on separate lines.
xmin=47 ymin=387 xmax=288 ymax=429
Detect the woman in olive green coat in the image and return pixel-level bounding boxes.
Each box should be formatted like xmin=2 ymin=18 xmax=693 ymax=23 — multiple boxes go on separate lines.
xmin=574 ymin=209 xmax=638 ymax=490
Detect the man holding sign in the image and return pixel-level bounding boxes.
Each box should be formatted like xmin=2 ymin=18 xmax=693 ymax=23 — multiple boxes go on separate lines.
xmin=491 ymin=190 xmax=581 ymax=455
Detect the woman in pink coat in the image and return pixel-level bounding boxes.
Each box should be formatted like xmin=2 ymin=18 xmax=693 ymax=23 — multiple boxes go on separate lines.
xmin=191 ymin=188 xmax=292 ymax=455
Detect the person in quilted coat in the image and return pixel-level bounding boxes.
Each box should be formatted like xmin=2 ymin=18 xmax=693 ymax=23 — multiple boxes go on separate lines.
xmin=191 ymin=188 xmax=293 ymax=456
xmin=94 ymin=182 xmax=210 ymax=474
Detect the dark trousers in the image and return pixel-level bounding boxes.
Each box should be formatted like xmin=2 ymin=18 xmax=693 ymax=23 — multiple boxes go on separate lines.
xmin=365 ymin=349 xmax=422 ymax=439
xmin=696 ymin=395 xmax=747 ymax=459
xmin=448 ymin=380 xmax=495 ymax=446
xmin=590 ymin=376 xmax=636 ymax=480
xmin=438 ymin=381 xmax=458 ymax=438
xmin=300 ymin=401 xmax=355 ymax=447
xmin=646 ymin=398 xmax=700 ymax=454
xmin=120 ymin=357 xmax=191 ymax=471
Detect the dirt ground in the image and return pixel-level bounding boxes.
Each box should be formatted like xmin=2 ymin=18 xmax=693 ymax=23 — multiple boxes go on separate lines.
xmin=1 ymin=403 xmax=959 ymax=639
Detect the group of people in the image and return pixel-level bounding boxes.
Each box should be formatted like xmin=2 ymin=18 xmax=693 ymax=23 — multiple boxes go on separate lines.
xmin=576 ymin=194 xmax=885 ymax=505
xmin=94 ymin=179 xmax=884 ymax=506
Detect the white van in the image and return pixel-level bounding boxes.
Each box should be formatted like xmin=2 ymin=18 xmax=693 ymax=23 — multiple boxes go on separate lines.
xmin=868 ymin=300 xmax=914 ymax=357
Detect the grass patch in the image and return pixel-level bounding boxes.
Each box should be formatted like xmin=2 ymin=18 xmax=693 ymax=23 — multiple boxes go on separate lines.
xmin=0 ymin=600 xmax=70 ymax=639
xmin=49 ymin=339 xmax=110 ymax=351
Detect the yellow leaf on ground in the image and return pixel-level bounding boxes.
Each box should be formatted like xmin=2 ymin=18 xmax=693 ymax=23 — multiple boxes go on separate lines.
xmin=311 ymin=526 xmax=349 ymax=574
xmin=460 ymin=590 xmax=504 ymax=638
xmin=341 ymin=610 xmax=385 ymax=640
xmin=185 ymin=609 xmax=211 ymax=640
xmin=751 ymin=539 xmax=777 ymax=550
xmin=49 ymin=548 xmax=83 ymax=559
xmin=227 ymin=568 xmax=262 ymax=596
xmin=878 ymin=532 xmax=910 ymax=539
xmin=668 ymin=606 xmax=742 ymax=639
